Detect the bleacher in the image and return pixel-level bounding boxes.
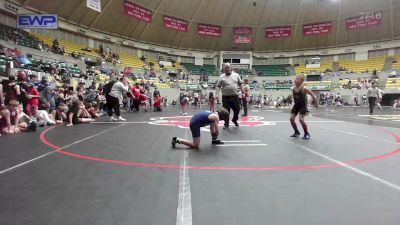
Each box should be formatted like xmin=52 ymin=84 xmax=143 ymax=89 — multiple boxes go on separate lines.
xmin=253 ymin=64 xmax=291 ymax=76
xmin=31 ymin=32 xmax=97 ymax=58
xmin=235 ymin=69 xmax=253 ymax=76
xmin=31 ymin=32 xmax=147 ymax=69
xmin=0 ymin=24 xmax=40 ymax=50
xmin=58 ymin=62 xmax=82 ymax=76
xmin=181 ymin=63 xmax=217 ymax=75
xmin=119 ymin=53 xmax=145 ymax=68
xmin=0 ymin=54 xmax=12 ymax=76
xmin=338 ymin=56 xmax=386 ymax=73
xmin=385 ymin=77 xmax=400 ymax=89
xmin=392 ymin=55 xmax=400 ymax=70
xmin=304 ymin=81 xmax=332 ymax=91
xmin=262 ymin=80 xmax=292 ymax=89
xmin=163 ymin=62 xmax=183 ymax=71
xmin=294 ymin=62 xmax=333 ymax=74
xmin=147 ymin=57 xmax=161 ymax=71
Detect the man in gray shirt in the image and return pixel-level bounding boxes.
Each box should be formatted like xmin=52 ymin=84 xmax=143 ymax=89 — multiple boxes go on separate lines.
xmin=216 ymin=63 xmax=244 ymax=128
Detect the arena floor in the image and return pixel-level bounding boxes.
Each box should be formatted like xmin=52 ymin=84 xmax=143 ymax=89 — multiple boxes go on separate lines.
xmin=1 ymin=106 xmax=400 ymax=225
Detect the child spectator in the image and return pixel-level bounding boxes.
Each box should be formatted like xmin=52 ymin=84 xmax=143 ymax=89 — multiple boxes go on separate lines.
xmin=4 ymin=75 xmax=21 ymax=105
xmin=26 ymin=83 xmax=40 ymax=117
xmin=55 ymin=103 xmax=68 ymax=124
xmin=86 ymin=102 xmax=100 ymax=118
xmin=179 ymin=92 xmax=189 ymax=115
xmin=0 ymin=105 xmax=14 ymax=135
xmin=56 ymin=88 xmax=65 ymax=105
xmin=153 ymin=94 xmax=162 ymax=112
xmin=139 ymin=91 xmax=148 ymax=112
xmin=66 ymin=100 xmax=95 ymax=127
xmin=209 ymin=92 xmax=215 ymax=112
xmin=7 ymin=100 xmax=22 ymax=133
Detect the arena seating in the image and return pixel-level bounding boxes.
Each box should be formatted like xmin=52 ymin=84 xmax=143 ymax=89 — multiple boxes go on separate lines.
xmin=119 ymin=53 xmax=145 ymax=68
xmin=235 ymin=69 xmax=253 ymax=76
xmin=294 ymin=62 xmax=333 ymax=74
xmin=385 ymin=77 xmax=400 ymax=89
xmin=253 ymin=64 xmax=291 ymax=76
xmin=0 ymin=24 xmax=40 ymax=50
xmin=31 ymin=32 xmax=148 ymax=69
xmin=392 ymin=55 xmax=400 ymax=70
xmin=181 ymin=63 xmax=217 ymax=75
xmin=30 ymin=32 xmax=97 ymax=57
xmin=0 ymin=54 xmax=12 ymax=76
xmin=338 ymin=56 xmax=386 ymax=73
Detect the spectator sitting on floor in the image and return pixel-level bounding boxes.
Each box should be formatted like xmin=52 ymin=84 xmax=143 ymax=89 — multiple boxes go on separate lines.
xmin=66 ymin=100 xmax=95 ymax=127
xmin=7 ymin=100 xmax=24 ymax=133
xmin=86 ymin=102 xmax=100 ymax=118
xmin=55 ymin=103 xmax=68 ymax=124
xmin=0 ymin=105 xmax=14 ymax=135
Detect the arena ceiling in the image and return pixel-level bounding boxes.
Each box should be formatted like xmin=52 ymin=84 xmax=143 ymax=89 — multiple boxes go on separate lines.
xmin=10 ymin=0 xmax=400 ymax=52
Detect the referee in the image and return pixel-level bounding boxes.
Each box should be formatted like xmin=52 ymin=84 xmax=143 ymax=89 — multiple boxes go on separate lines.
xmin=216 ymin=63 xmax=244 ymax=128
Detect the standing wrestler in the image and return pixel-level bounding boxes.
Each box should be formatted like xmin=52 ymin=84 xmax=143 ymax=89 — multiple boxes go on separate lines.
xmin=290 ymin=74 xmax=318 ymax=139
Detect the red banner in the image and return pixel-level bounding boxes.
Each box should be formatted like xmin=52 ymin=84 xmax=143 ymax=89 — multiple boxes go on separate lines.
xmin=265 ymin=26 xmax=292 ymax=38
xmin=198 ymin=24 xmax=221 ymax=37
xmin=346 ymin=11 xmax=382 ymax=30
xmin=163 ymin=16 xmax=188 ymax=32
xmin=233 ymin=27 xmax=253 ymax=44
xmin=124 ymin=1 xmax=152 ymax=23
xmin=303 ymin=22 xmax=332 ymax=36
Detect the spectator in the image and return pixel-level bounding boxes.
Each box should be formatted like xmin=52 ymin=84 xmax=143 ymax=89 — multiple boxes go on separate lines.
xmin=209 ymin=92 xmax=215 ymax=112
xmin=25 ymin=83 xmax=40 ymax=117
xmin=179 ymin=92 xmax=188 ymax=115
xmin=153 ymin=94 xmax=162 ymax=112
xmin=4 ymin=75 xmax=21 ymax=105
xmin=106 ymin=77 xmax=131 ymax=121
xmin=0 ymin=83 xmax=4 ymax=107
xmin=54 ymin=103 xmax=68 ymax=124
xmin=66 ymin=100 xmax=94 ymax=127
xmin=153 ymin=87 xmax=160 ymax=97
xmin=7 ymin=100 xmax=21 ymax=133
xmin=241 ymin=79 xmax=250 ymax=116
xmin=367 ymin=83 xmax=379 ymax=115
xmin=0 ymin=105 xmax=14 ymax=135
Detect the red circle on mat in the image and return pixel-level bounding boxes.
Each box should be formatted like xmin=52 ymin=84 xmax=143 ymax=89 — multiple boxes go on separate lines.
xmin=40 ymin=126 xmax=400 ymax=171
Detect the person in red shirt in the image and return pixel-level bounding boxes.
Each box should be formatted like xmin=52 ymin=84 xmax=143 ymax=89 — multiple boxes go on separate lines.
xmin=153 ymin=94 xmax=162 ymax=112
xmin=26 ymin=83 xmax=40 ymax=117
xmin=131 ymin=83 xmax=141 ymax=112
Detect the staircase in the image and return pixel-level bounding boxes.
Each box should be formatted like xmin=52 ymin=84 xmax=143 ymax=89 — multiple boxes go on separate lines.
xmin=384 ymin=57 xmax=395 ymax=71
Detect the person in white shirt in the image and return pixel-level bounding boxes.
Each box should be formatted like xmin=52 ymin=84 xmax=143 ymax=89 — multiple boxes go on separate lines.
xmin=216 ymin=63 xmax=244 ymax=128
xmin=367 ymin=82 xmax=379 ymax=115
xmin=106 ymin=77 xmax=131 ymax=121
xmin=241 ymin=79 xmax=250 ymax=116
xmin=193 ymin=91 xmax=200 ymax=108
xmin=376 ymin=86 xmax=385 ymax=110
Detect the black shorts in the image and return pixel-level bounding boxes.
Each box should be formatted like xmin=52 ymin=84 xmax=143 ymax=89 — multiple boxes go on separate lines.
xmin=190 ymin=123 xmax=201 ymax=138
xmin=291 ymin=105 xmax=308 ymax=115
